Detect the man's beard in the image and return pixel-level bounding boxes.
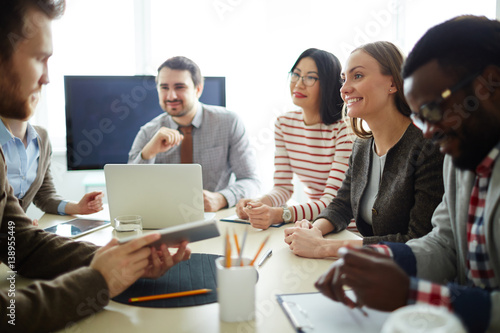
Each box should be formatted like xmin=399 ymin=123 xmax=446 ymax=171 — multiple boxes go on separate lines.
xmin=0 ymin=62 xmax=33 ymax=120
xmin=449 ymin=110 xmax=500 ymax=171
xmin=163 ymin=99 xmax=195 ymax=118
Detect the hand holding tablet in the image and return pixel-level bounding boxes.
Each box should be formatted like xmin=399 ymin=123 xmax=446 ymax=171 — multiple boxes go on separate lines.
xmin=117 ymin=218 xmax=220 ymax=247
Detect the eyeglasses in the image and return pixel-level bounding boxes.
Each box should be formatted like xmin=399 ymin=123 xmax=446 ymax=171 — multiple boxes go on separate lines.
xmin=410 ymin=71 xmax=480 ymax=130
xmin=289 ymin=72 xmax=319 ymax=87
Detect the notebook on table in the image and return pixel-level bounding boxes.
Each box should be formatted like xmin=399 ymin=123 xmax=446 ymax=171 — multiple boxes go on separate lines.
xmin=220 ymin=214 xmax=285 ymax=228
xmin=104 ymin=164 xmax=215 ymax=229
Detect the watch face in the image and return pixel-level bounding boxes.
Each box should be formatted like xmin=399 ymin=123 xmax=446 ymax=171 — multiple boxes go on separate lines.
xmin=283 ymin=208 xmax=292 ymax=222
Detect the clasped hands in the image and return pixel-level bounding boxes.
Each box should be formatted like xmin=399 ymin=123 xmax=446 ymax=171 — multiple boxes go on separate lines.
xmin=284 ymin=220 xmax=331 ymax=258
xmin=235 ymin=199 xmax=283 ymax=229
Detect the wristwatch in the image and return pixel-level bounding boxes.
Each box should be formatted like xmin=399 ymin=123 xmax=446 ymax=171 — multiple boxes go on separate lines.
xmin=281 ymin=206 xmax=292 ymax=223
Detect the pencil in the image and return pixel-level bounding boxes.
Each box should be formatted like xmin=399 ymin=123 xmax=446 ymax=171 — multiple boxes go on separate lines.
xmin=239 ymin=228 xmax=248 ymax=266
xmin=225 ymin=232 xmax=232 ymax=268
xmin=249 ymin=235 xmax=270 ymax=266
xmin=233 ymin=229 xmax=241 ymax=256
xmin=223 ymin=231 xmax=228 ymax=266
xmin=128 ymin=288 xmax=212 ymax=303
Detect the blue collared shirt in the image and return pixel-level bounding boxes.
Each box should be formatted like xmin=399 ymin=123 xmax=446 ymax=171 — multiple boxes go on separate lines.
xmin=0 ymin=122 xmax=67 ymax=214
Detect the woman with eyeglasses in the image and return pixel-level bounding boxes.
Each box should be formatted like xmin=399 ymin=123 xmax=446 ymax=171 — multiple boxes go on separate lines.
xmin=235 ymin=48 xmax=353 ymax=229
xmin=284 ymin=41 xmax=445 ymax=258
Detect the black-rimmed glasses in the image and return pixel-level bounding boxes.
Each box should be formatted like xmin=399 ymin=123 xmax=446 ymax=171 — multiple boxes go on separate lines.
xmin=411 ymin=71 xmax=481 ymax=129
xmin=289 ymin=72 xmax=319 ymax=87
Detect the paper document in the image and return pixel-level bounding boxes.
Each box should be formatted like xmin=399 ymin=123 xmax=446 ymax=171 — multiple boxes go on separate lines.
xmin=277 ymin=291 xmax=390 ymax=332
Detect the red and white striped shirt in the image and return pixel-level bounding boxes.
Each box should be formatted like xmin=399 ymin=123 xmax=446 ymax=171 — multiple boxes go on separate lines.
xmin=265 ymin=111 xmax=353 ymax=222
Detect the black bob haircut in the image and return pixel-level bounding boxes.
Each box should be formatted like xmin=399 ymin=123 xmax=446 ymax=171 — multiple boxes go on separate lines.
xmin=290 ymin=48 xmax=344 ymax=125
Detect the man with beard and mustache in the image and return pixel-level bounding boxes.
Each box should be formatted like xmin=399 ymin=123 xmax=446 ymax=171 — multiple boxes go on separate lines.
xmin=0 ymin=62 xmax=104 ymax=215
xmin=314 ymin=16 xmax=500 ymax=333
xmin=128 ymin=56 xmax=260 ymax=212
xmin=0 ymin=1 xmax=191 ymax=332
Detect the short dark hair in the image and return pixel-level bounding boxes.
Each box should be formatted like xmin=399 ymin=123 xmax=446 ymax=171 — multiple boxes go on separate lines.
xmin=290 ymin=48 xmax=343 ymax=125
xmin=0 ymin=0 xmax=65 ymax=62
xmin=349 ymin=41 xmax=411 ymax=139
xmin=157 ymin=56 xmax=203 ymax=87
xmin=403 ymin=15 xmax=500 ymax=80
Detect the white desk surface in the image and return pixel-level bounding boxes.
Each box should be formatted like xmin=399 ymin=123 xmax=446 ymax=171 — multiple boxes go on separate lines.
xmin=1 ymin=208 xmax=361 ymax=333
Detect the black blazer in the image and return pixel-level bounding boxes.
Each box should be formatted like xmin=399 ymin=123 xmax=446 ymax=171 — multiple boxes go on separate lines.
xmin=316 ymin=124 xmax=444 ymax=245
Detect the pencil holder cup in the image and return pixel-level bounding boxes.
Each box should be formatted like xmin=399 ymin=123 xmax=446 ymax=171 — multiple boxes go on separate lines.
xmin=216 ymin=257 xmax=258 ymax=322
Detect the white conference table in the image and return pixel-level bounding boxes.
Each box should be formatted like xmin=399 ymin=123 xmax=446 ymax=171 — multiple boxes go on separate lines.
xmin=2 ymin=208 xmax=361 ymax=333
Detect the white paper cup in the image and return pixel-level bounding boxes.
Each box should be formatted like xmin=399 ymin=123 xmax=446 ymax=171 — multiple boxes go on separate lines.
xmin=381 ymin=304 xmax=466 ymax=333
xmin=114 ymin=215 xmax=143 ymax=232
xmin=216 ymin=257 xmax=258 ymax=322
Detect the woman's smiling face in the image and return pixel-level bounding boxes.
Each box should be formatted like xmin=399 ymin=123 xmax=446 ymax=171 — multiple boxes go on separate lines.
xmin=340 ymin=50 xmax=395 ymax=122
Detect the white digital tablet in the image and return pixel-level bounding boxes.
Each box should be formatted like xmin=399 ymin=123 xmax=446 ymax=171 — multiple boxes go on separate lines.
xmin=118 ymin=218 xmax=220 ymax=247
xmin=44 ymin=218 xmax=110 ymax=238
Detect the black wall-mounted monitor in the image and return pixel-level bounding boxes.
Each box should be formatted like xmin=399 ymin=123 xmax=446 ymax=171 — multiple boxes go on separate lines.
xmin=64 ymin=75 xmax=226 ymax=170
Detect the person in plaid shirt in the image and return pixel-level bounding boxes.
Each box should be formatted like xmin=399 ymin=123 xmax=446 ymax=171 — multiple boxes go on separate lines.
xmin=315 ymin=15 xmax=500 ymax=333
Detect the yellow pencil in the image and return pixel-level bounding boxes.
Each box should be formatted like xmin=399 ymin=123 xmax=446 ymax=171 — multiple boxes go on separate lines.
xmin=128 ymin=288 xmax=212 ymax=303
xmin=238 ymin=227 xmax=248 ymax=266
xmin=233 ymin=230 xmax=241 ymax=256
xmin=250 ymin=235 xmax=270 ymax=266
xmin=225 ymin=232 xmax=232 ymax=268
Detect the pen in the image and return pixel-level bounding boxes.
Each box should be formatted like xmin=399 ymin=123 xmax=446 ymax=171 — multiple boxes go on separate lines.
xmin=257 ymin=248 xmax=272 ymax=267
xmin=333 ymin=263 xmax=368 ymax=316
xmin=356 ymin=305 xmax=368 ymax=317
xmin=128 ymin=288 xmax=212 ymax=303
xmin=250 ymin=235 xmax=270 ymax=266
xmin=334 ymin=248 xmax=368 ymax=317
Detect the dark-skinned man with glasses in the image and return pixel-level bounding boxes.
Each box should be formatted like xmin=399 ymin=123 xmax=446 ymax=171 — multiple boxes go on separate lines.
xmin=315 ymin=15 xmax=500 ymax=333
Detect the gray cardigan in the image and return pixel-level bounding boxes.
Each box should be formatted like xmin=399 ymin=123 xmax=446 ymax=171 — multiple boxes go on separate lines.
xmin=316 ymin=124 xmax=444 ymax=244
xmin=17 ymin=125 xmax=63 ymax=214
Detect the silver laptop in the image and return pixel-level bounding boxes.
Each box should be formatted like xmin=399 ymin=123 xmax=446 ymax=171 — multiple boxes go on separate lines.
xmin=104 ymin=164 xmax=211 ymax=229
